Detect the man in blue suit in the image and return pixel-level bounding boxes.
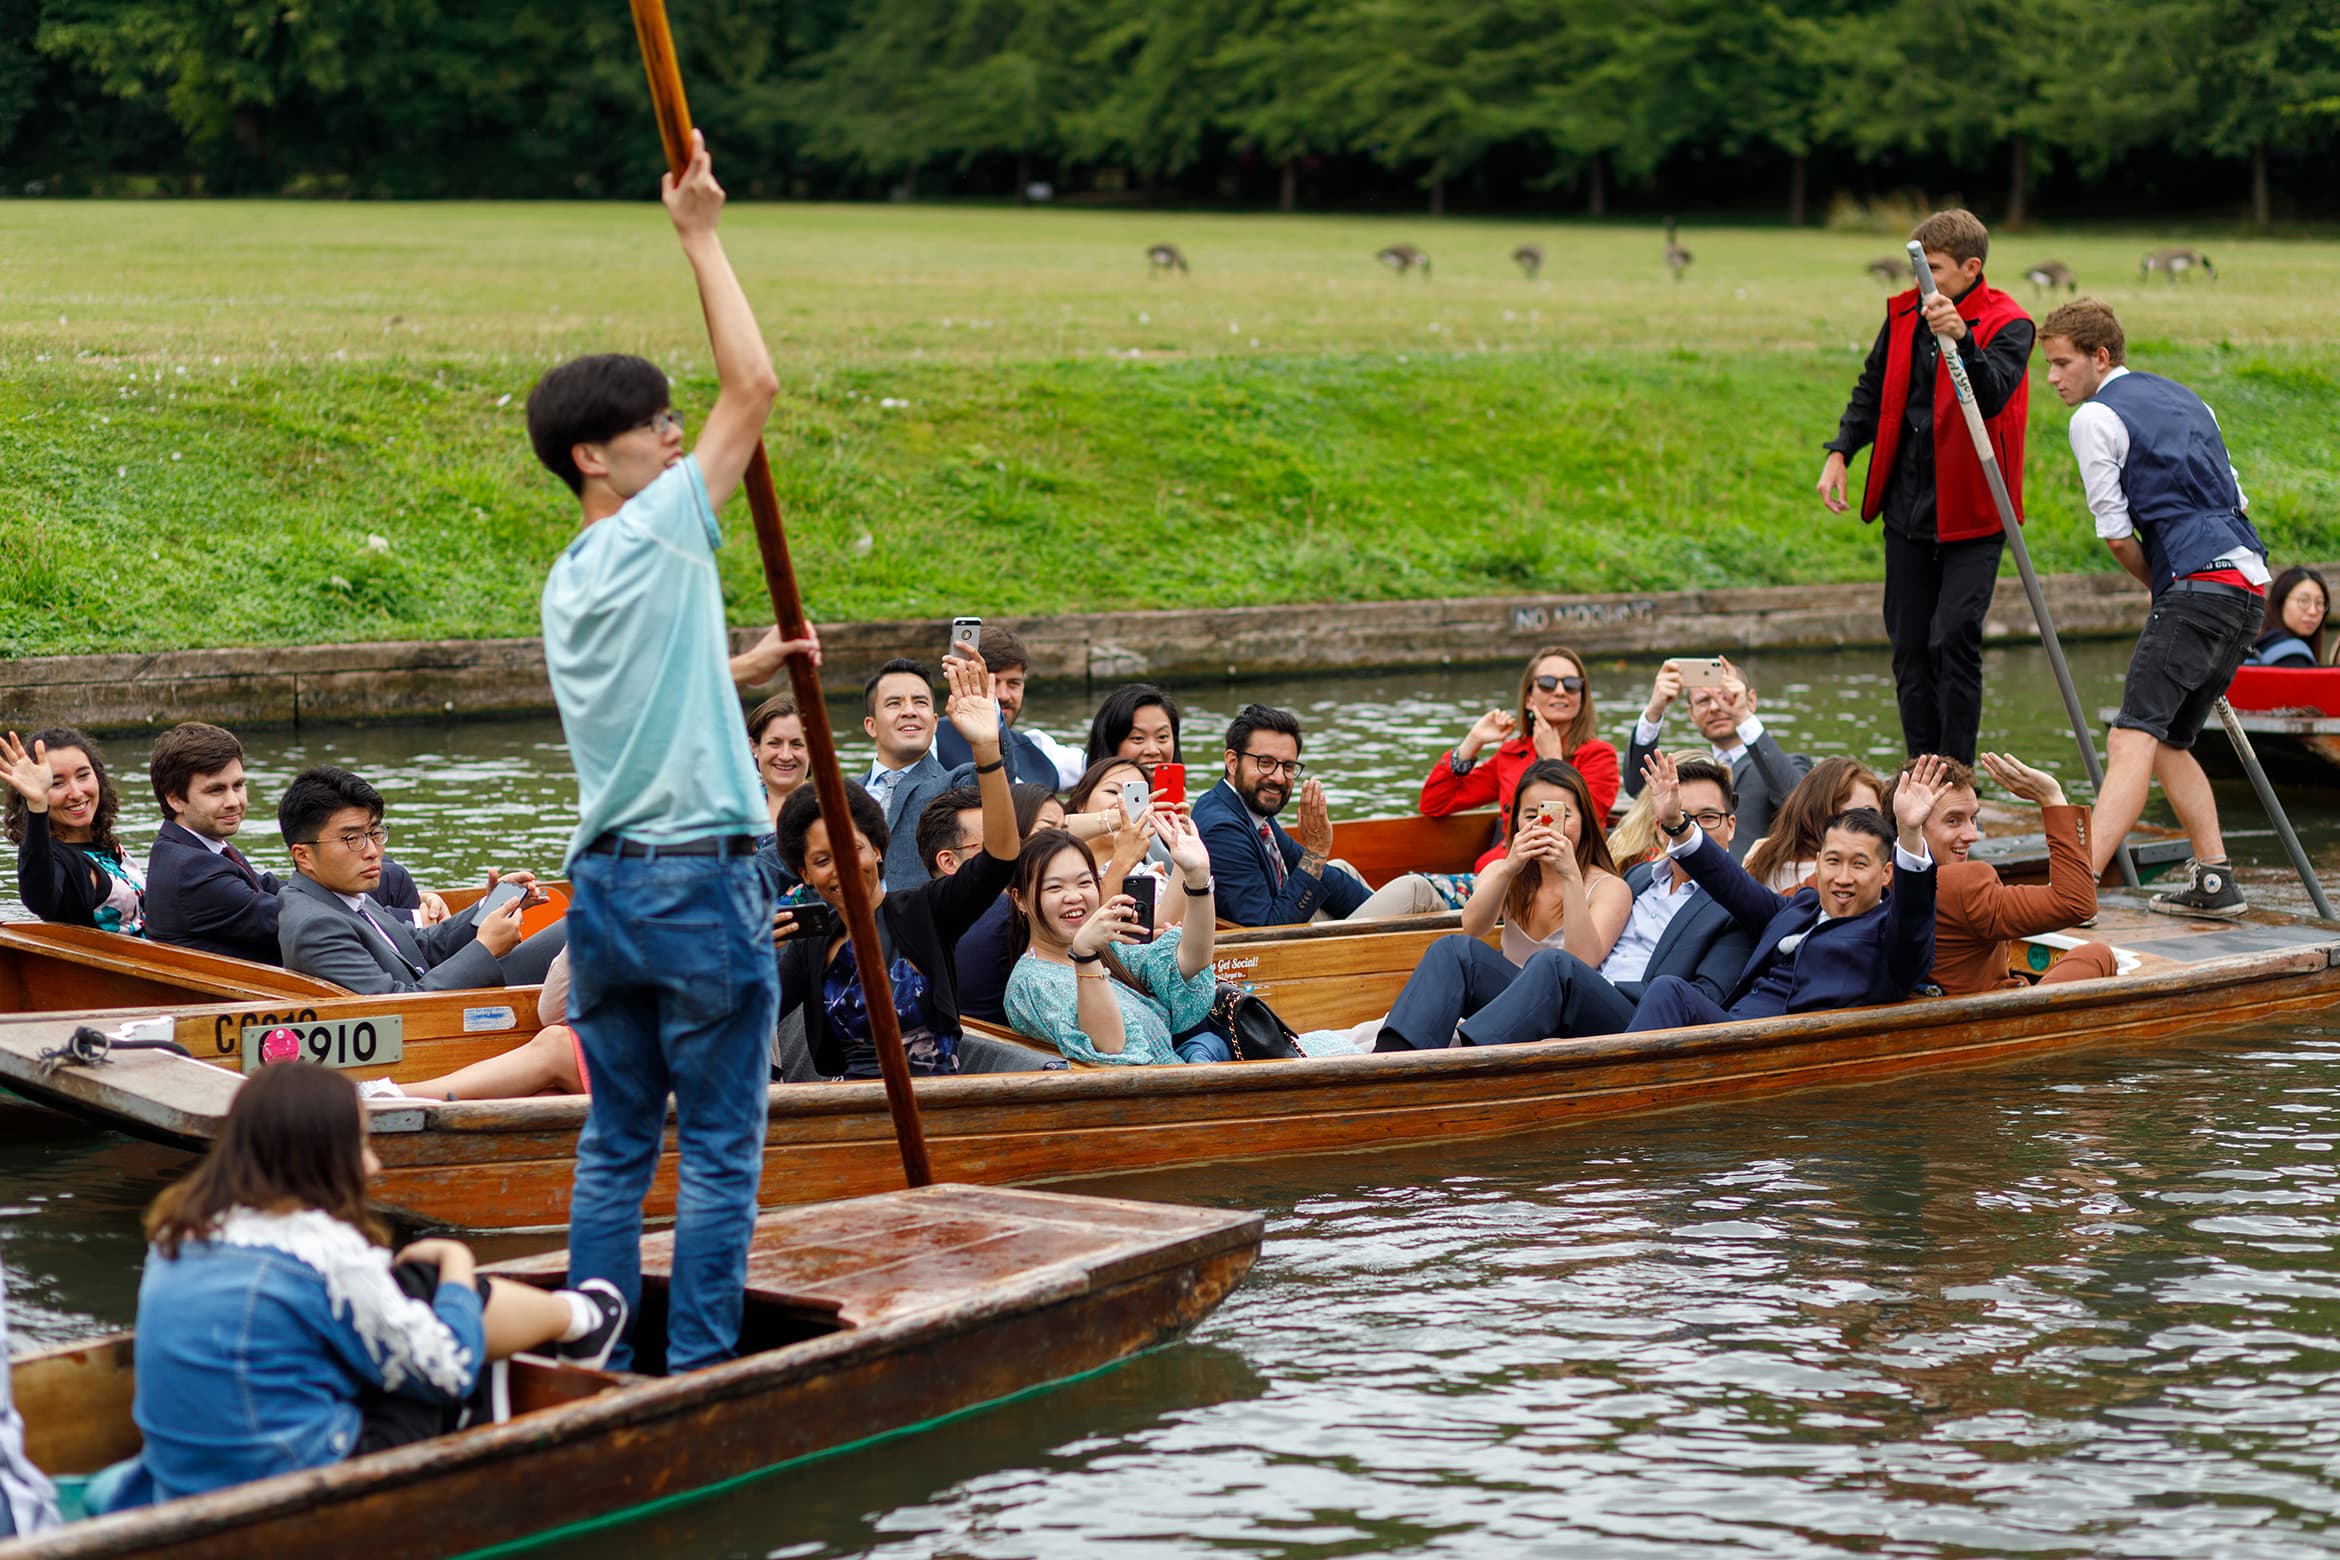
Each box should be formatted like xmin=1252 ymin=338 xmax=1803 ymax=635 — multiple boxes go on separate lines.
xmin=1625 ymin=750 xmax=1947 ymax=1032
xmin=143 ymin=721 xmax=432 ymax=964
xmin=862 ymin=657 xmax=977 ymax=892
xmin=1192 ymin=704 xmax=1440 ymax=928
xmin=1380 ymin=757 xmax=1758 ymax=1050
xmin=932 ymin=625 xmax=1081 ymax=788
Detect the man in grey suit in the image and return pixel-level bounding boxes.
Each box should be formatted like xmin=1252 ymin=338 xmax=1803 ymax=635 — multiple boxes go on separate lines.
xmin=1621 ymin=657 xmax=1809 ymax=855
xmin=860 ymin=657 xmax=976 ymax=892
xmin=275 ymin=766 xmax=553 ymax=994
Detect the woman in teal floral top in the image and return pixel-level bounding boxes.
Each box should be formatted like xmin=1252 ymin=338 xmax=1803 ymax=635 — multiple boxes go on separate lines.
xmin=1003 ymin=808 xmax=1227 ymax=1066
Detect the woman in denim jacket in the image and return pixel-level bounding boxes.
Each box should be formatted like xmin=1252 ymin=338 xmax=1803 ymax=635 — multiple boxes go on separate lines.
xmin=87 ymin=1063 xmax=626 ymax=1511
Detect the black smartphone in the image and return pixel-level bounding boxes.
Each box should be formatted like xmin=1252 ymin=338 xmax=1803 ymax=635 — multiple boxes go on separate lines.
xmin=948 ymin=616 xmax=983 ymax=662
xmin=1125 ymin=875 xmax=1157 ymax=943
xmin=476 ymin=880 xmax=527 ymax=922
xmin=784 ymin=901 xmax=835 ymax=941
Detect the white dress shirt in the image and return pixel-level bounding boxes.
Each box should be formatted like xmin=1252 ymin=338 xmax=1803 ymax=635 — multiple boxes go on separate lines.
xmin=2068 ymin=365 xmax=2268 ymax=583
xmin=1634 ymin=711 xmax=1769 ymax=767
xmin=1024 ymin=726 xmax=1087 ymax=788
xmin=1597 ymin=865 xmax=1702 ymax=986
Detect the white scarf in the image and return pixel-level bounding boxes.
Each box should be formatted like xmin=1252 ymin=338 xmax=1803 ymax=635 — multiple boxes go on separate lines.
xmin=208 ymin=1208 xmax=476 ymax=1398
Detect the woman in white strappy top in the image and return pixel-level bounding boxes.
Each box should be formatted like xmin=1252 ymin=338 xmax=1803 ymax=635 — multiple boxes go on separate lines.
xmin=1358 ymin=759 xmax=1634 ymax=1052
xmin=1461 ymin=758 xmax=1634 ymax=966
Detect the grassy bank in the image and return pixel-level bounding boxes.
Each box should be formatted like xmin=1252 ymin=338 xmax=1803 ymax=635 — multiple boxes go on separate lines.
xmin=4 ymin=204 xmax=2338 ymax=656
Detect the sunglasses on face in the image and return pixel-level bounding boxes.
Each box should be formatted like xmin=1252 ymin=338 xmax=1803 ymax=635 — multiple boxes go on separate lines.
xmin=1532 ymin=675 xmax=1585 ymax=694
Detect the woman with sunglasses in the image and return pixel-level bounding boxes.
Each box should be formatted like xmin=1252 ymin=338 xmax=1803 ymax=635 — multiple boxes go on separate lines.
xmin=1419 ymin=646 xmax=1619 ymax=870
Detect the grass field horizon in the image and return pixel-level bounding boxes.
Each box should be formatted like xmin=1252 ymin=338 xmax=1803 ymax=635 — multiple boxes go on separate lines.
xmin=4 ymin=202 xmax=2336 ymax=658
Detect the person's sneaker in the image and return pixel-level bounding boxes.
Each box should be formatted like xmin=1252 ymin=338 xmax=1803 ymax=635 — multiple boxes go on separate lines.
xmin=2148 ymin=858 xmax=2248 ymax=920
xmin=555 ymin=1278 xmax=629 ymax=1369
xmin=356 ymin=1078 xmax=407 ymax=1101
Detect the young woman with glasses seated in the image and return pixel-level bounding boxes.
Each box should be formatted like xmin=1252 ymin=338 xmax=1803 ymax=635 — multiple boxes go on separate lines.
xmin=1417 ymin=646 xmax=1620 ymax=870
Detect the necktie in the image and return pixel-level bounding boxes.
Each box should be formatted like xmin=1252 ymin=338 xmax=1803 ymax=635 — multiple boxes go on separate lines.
xmin=223 ymin=843 xmax=261 ymax=889
xmin=1259 ymin=821 xmax=1286 ymax=888
xmin=357 ymin=903 xmax=428 ymax=978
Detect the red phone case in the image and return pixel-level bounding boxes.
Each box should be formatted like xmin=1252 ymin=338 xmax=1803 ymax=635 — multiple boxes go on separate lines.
xmin=1154 ymin=763 xmax=1186 ymax=806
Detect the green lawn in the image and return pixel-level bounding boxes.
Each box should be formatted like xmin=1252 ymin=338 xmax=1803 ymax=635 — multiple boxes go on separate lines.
xmin=3 ymin=203 xmax=2337 ymax=656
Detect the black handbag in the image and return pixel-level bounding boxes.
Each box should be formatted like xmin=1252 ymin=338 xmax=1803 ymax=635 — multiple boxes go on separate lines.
xmin=1178 ymin=982 xmax=1307 ymax=1061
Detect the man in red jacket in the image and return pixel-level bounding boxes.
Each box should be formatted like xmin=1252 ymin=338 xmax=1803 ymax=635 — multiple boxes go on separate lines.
xmin=1816 ymin=209 xmax=2033 ymax=765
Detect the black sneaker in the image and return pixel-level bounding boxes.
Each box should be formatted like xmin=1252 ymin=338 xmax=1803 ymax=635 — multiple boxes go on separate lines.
xmin=2149 ymin=859 xmax=2247 ymax=920
xmin=555 ymin=1278 xmax=629 ymax=1369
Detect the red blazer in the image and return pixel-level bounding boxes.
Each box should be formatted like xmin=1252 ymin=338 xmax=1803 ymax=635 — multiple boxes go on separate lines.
xmin=1418 ymin=735 xmax=1621 ymax=870
xmin=1861 ymin=276 xmax=2031 ymax=543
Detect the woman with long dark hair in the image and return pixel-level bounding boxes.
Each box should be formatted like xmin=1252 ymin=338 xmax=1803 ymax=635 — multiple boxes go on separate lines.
xmin=2244 ymin=567 xmax=2330 ymax=668
xmin=1419 ymin=646 xmax=1620 ymax=868
xmin=88 ymin=1063 xmax=624 ymax=1512
xmin=1741 ymin=757 xmax=1885 ymax=893
xmin=1376 ymin=761 xmax=1630 ymax=1050
xmin=2 ymin=726 xmax=145 ymax=934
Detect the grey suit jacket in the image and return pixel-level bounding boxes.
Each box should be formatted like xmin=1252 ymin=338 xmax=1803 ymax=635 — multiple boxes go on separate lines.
xmin=1623 ymin=722 xmax=1811 ymax=859
xmin=278 ymin=871 xmax=504 ymax=994
xmin=867 ymin=752 xmax=978 ymax=893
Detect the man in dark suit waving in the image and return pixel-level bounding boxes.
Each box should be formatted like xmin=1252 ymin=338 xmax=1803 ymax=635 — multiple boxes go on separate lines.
xmin=1625 ymin=750 xmax=1947 ymax=1032
xmin=1378 ymin=757 xmax=1757 ymax=1049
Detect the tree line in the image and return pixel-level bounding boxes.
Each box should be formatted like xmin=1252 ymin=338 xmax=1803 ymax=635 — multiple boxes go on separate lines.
xmin=4 ymin=0 xmax=2337 ymax=223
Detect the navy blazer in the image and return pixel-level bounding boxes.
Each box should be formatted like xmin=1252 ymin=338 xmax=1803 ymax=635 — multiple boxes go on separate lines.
xmin=1672 ymin=829 xmax=1935 ymax=1012
xmin=1624 ymin=724 xmax=1811 ymax=859
xmin=935 ymin=718 xmax=1059 ymax=789
xmin=146 ymin=821 xmax=425 ymax=966
xmin=1191 ymin=778 xmax=1369 ymax=928
xmin=866 ymin=751 xmax=977 ymax=893
xmin=1614 ymin=858 xmax=1758 ymax=1006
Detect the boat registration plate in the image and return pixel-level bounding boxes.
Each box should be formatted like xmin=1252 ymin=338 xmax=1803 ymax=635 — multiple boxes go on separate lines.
xmin=240 ymin=1016 xmax=405 ymax=1074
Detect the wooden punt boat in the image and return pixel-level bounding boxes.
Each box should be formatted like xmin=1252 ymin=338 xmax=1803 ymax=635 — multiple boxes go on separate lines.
xmin=2183 ymin=664 xmax=2340 ymax=784
xmin=0 ymin=1184 xmax=1261 ymax=1560
xmin=4 ymin=897 xmax=2333 ymax=1233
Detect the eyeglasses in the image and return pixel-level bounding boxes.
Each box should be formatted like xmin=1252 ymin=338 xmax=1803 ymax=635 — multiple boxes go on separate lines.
xmin=1686 ymin=810 xmax=1734 ymax=830
xmin=1239 ymin=753 xmax=1306 ymax=779
xmin=633 ymin=409 xmax=684 ymax=437
xmin=301 ymin=825 xmax=389 ymax=853
xmin=1532 ymin=675 xmax=1585 ymax=694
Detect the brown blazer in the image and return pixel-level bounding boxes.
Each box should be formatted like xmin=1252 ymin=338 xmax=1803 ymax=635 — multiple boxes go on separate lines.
xmin=1931 ymin=803 xmax=2099 ymax=997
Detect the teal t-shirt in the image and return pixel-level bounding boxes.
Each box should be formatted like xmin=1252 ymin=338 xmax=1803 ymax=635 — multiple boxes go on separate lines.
xmin=540 ymin=456 xmax=766 ymax=866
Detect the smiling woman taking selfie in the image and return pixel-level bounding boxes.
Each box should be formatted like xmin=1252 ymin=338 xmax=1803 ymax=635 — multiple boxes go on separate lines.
xmin=3 ymin=726 xmax=146 ymax=935
xmin=1419 ymin=646 xmax=1619 ymax=867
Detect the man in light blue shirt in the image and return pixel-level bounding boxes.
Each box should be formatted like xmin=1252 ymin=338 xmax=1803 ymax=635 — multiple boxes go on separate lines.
xmin=529 ymin=130 xmax=807 ymax=1374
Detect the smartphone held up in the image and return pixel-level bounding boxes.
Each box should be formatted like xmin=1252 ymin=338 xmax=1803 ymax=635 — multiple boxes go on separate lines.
xmin=948 ymin=616 xmax=983 ymax=662
xmin=1124 ymin=875 xmax=1157 ymax=943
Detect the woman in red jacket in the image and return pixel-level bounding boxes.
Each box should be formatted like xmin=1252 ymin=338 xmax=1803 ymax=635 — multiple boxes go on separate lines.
xmin=1419 ymin=645 xmax=1620 ymax=869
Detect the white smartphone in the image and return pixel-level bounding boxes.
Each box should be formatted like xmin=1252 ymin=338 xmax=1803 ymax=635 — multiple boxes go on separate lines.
xmin=949 ymin=617 xmax=983 ymax=661
xmin=1118 ymin=778 xmax=1151 ymax=818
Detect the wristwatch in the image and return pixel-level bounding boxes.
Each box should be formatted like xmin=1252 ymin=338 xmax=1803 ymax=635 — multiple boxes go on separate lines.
xmin=1659 ymin=812 xmax=1695 ymax=839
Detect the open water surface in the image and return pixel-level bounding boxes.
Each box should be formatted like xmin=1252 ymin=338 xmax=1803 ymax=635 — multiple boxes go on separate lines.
xmin=9 ymin=641 xmax=2340 ymax=1556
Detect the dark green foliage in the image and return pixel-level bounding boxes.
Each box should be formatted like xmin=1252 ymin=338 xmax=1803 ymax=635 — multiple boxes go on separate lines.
xmin=5 ymin=0 xmax=2339 ymax=214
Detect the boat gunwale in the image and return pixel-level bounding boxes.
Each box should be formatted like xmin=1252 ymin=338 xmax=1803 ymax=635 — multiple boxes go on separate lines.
xmin=400 ymin=926 xmax=2340 ymax=1135
xmin=1 ymin=1189 xmax=1265 ymax=1559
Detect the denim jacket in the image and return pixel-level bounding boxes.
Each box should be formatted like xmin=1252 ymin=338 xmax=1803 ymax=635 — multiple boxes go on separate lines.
xmin=90 ymin=1208 xmax=483 ymax=1511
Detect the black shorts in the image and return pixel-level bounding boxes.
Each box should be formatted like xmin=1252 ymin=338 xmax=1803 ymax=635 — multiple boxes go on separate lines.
xmin=2113 ymin=582 xmax=2263 ymax=749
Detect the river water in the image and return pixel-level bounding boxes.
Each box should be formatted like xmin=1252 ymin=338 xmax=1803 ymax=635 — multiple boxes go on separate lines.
xmin=9 ymin=640 xmax=2340 ymax=1557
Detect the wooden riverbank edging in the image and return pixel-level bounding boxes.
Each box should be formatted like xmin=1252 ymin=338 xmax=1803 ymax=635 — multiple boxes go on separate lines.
xmin=2 ymin=570 xmax=2173 ymax=734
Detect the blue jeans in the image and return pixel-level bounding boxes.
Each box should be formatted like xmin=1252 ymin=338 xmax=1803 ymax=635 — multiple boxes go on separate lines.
xmin=564 ymin=848 xmax=777 ymax=1372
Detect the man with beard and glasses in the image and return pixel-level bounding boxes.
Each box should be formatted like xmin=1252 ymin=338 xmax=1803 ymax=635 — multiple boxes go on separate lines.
xmin=1192 ymin=704 xmax=1443 ymax=928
